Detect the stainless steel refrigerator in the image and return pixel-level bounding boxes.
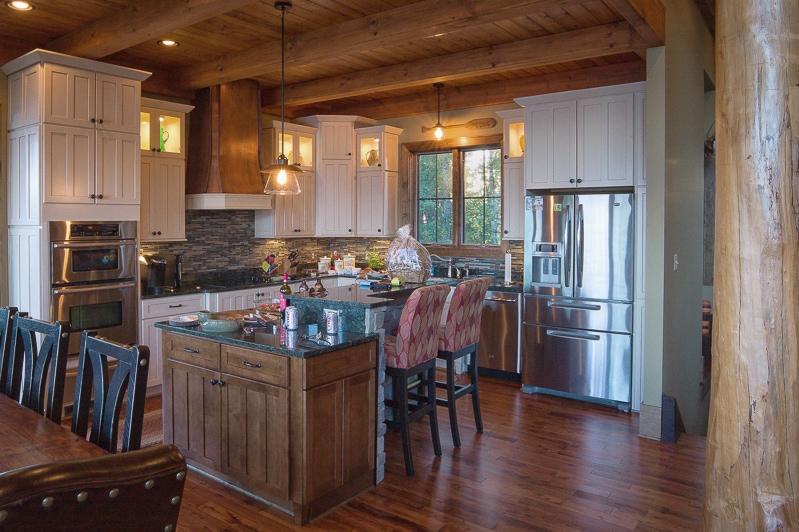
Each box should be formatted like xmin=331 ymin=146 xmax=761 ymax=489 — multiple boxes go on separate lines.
xmin=522 ymin=192 xmax=634 ymax=408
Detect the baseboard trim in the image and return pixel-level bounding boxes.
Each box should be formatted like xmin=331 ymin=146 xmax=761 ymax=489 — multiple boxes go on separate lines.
xmin=638 ymin=403 xmax=661 ymax=440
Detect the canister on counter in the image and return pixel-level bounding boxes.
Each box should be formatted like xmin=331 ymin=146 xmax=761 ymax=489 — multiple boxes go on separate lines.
xmin=285 ymin=306 xmax=299 ymax=330
xmin=285 ymin=329 xmax=299 ymax=349
xmin=324 ymin=309 xmax=339 ymax=334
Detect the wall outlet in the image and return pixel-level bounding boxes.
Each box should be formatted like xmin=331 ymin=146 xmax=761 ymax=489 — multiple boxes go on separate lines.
xmin=673 ymin=254 xmax=679 ymax=271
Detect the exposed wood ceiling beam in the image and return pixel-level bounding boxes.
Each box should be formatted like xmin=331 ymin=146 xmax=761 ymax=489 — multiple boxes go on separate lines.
xmin=170 ymin=0 xmax=588 ymax=90
xmin=45 ymin=0 xmax=258 ymax=59
xmin=264 ymin=22 xmax=637 ymax=108
xmin=286 ymin=61 xmax=646 ymax=120
xmin=604 ymin=0 xmax=666 ymax=46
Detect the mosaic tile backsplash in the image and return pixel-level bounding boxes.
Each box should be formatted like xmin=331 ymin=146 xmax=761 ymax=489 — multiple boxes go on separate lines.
xmin=141 ymin=210 xmax=524 ymax=283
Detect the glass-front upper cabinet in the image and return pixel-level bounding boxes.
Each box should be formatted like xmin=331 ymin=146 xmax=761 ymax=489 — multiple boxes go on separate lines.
xmin=263 ymin=120 xmax=315 ymax=170
xmin=497 ymin=108 xmax=524 ymax=163
xmin=355 ymin=125 xmax=402 ymax=172
xmin=140 ymin=98 xmax=192 ymax=158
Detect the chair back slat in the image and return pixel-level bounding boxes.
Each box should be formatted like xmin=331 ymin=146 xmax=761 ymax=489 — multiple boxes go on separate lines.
xmin=0 ymin=308 xmax=26 ymax=399
xmin=11 ymin=316 xmax=70 ymax=423
xmin=0 ymin=444 xmax=186 ymax=531
xmin=72 ymin=331 xmax=150 ymax=453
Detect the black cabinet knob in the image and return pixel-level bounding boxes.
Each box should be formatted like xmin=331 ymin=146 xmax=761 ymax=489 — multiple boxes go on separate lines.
xmin=90 ymin=118 xmax=96 ymax=124
xmin=576 ymin=179 xmax=582 ymax=183
xmin=504 ymin=154 xmax=509 ymax=159
xmin=89 ymin=193 xmax=96 ymax=199
xmin=151 ymin=231 xmax=157 ymax=235
xmin=97 ymin=194 xmax=104 ymax=199
xmin=151 ymin=148 xmax=157 ymax=152
xmin=504 ymin=229 xmax=509 ymax=234
xmin=569 ymin=179 xmax=575 ymax=183
xmin=378 ymin=229 xmax=382 ymax=233
xmin=98 ymin=119 xmax=104 ymax=124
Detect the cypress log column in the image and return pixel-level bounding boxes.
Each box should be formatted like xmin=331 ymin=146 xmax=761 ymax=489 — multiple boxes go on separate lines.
xmin=703 ymin=1 xmax=799 ymax=529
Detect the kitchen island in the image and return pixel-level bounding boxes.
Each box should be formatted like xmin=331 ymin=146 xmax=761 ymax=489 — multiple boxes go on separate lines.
xmin=156 ymin=321 xmax=378 ymax=525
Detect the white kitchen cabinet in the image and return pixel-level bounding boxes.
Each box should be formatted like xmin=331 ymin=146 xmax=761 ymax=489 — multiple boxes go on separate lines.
xmin=496 ymin=108 xmax=525 ymax=164
xmin=141 ymin=293 xmax=206 ymax=389
xmin=354 ymin=125 xmax=402 ymax=237
xmin=140 ymin=99 xmax=193 ymax=242
xmin=43 ymin=123 xmax=140 ymax=205
xmin=524 ymin=100 xmax=577 ymax=189
xmin=355 ymin=125 xmax=400 ymax=172
xmin=355 ymin=170 xmax=398 ymax=237
xmin=141 ymin=156 xmax=185 ymax=241
xmin=635 ymin=90 xmax=647 ymax=186
xmin=7 ymin=125 xmax=40 ymax=226
xmin=208 ymin=287 xmax=275 ymax=312
xmin=501 ymin=162 xmax=524 ymax=240
xmin=254 ymin=172 xmax=316 ymax=238
xmin=577 ymin=92 xmax=634 ymax=187
xmin=263 ymin=120 xmax=315 ymax=170
xmin=294 ymin=115 xmax=376 ymax=238
xmin=516 ymin=82 xmax=643 ymax=189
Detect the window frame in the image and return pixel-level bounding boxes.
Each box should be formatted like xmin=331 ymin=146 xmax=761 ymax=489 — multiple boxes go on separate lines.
xmin=402 ymin=134 xmax=507 ymax=259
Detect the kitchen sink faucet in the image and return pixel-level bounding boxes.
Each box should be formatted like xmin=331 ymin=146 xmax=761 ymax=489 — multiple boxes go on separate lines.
xmin=429 ymin=254 xmax=453 ymax=278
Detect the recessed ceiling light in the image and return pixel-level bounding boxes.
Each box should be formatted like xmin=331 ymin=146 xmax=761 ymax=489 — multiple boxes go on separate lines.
xmin=157 ymin=39 xmax=179 ymax=47
xmin=6 ymin=1 xmax=34 ymax=10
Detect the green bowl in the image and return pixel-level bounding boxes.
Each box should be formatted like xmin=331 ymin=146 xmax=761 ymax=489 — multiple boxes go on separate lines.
xmin=201 ymin=317 xmax=240 ymax=333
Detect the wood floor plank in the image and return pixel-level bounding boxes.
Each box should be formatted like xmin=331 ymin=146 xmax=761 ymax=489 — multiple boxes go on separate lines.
xmin=155 ymin=376 xmax=705 ymax=531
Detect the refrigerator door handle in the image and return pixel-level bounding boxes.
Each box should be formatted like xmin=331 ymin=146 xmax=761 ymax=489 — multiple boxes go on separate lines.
xmin=564 ymin=204 xmax=571 ymax=287
xmin=546 ymin=329 xmax=601 ymax=341
xmin=576 ymin=203 xmax=585 ymax=288
xmin=547 ymin=300 xmax=602 ymax=311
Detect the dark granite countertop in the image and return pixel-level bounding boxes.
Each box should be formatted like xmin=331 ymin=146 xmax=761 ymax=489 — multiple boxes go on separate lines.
xmin=155 ymin=320 xmax=378 ymax=359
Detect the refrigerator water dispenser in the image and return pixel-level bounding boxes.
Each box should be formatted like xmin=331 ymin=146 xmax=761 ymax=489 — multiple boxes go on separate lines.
xmin=530 ymin=243 xmax=561 ymax=285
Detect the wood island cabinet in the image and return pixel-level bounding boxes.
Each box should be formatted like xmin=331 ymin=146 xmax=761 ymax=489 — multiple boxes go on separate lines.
xmin=161 ymin=330 xmax=377 ymax=524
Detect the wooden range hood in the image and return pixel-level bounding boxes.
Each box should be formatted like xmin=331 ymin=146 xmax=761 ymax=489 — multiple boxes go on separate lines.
xmin=185 ymin=79 xmax=272 ymax=210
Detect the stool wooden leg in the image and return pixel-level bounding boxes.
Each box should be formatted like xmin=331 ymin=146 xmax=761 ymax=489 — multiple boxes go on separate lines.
xmin=393 ymin=369 xmax=415 ymax=476
xmin=446 ymin=356 xmax=461 ymax=447
xmin=427 ymin=365 xmax=442 ymax=457
xmin=469 ymin=350 xmax=483 ymax=433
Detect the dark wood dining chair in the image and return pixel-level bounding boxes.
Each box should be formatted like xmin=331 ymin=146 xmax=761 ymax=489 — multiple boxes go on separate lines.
xmin=11 ymin=315 xmax=70 ymax=423
xmin=0 ymin=307 xmax=25 ymax=400
xmin=0 ymin=444 xmax=186 ymax=531
xmin=71 ymin=330 xmax=151 ymax=453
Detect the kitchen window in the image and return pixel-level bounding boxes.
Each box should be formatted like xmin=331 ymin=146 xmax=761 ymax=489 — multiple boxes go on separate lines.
xmin=412 ymin=140 xmax=502 ymax=253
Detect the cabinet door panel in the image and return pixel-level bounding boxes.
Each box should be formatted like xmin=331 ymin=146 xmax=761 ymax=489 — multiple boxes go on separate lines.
xmin=96 ymin=131 xmax=139 ymax=204
xmin=43 ymin=64 xmax=94 ymax=127
xmin=502 ymin=162 xmax=524 ymax=239
xmin=305 ymin=380 xmax=343 ymax=500
xmin=526 ymin=101 xmax=576 ymax=189
xmin=8 ymin=126 xmax=41 ymax=224
xmin=356 ymin=171 xmax=384 ymax=236
xmin=43 ymin=124 xmax=93 ymax=204
xmin=221 ymin=374 xmax=290 ymax=500
xmin=164 ymin=359 xmax=221 ymax=469
xmin=577 ymin=93 xmax=634 ymax=187
xmin=342 ymin=370 xmax=375 ymax=483
xmin=96 ymin=73 xmax=140 ymax=134
xmin=317 ymin=161 xmax=354 ymax=236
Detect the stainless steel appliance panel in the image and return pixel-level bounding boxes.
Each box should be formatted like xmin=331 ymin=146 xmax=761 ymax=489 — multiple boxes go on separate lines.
xmin=477 ymin=291 xmax=519 ymax=373
xmin=50 ymin=221 xmax=137 ymax=285
xmin=522 ymin=323 xmax=632 ymax=403
xmin=523 ymin=295 xmax=633 ymax=335
xmin=572 ymin=193 xmax=634 ymax=302
xmin=51 ymin=281 xmax=137 ymax=354
xmin=524 ymin=194 xmax=572 ymax=297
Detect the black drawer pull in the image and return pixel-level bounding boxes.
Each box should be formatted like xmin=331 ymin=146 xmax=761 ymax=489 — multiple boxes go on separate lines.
xmin=242 ymin=360 xmax=262 ymax=368
xmin=183 ymin=347 xmax=200 ymax=353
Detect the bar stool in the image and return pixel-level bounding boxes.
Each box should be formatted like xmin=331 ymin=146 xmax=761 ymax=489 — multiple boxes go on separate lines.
xmin=384 ymin=283 xmax=451 ymax=476
xmin=436 ymin=276 xmax=491 ymax=447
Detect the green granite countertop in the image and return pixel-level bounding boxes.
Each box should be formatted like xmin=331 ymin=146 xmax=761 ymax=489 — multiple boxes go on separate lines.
xmin=155 ymin=321 xmax=378 ymax=359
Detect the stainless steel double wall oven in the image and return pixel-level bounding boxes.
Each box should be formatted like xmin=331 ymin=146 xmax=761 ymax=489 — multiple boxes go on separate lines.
xmin=50 ymin=221 xmax=138 ymax=353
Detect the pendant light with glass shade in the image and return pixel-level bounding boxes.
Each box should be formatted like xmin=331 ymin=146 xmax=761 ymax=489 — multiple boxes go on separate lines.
xmin=263 ymin=1 xmax=301 ymax=195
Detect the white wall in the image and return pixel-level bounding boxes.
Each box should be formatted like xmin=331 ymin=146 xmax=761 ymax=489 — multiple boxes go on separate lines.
xmin=643 ymin=0 xmax=715 ymax=436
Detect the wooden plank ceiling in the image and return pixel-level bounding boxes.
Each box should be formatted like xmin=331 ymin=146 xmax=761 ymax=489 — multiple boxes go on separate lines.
xmin=0 ymin=0 xmax=667 ymax=119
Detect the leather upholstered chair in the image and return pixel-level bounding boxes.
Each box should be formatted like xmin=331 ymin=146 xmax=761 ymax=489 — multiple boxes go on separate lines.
xmin=0 ymin=307 xmax=25 ymax=400
xmin=10 ymin=315 xmax=70 ymax=423
xmin=0 ymin=444 xmax=187 ymax=531
xmin=384 ymin=283 xmax=451 ymax=476
xmin=71 ymin=330 xmax=151 ymax=453
xmin=436 ymin=276 xmax=492 ymax=447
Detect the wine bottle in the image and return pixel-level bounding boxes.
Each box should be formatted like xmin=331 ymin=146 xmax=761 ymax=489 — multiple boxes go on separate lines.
xmin=279 ymin=273 xmax=292 ymax=323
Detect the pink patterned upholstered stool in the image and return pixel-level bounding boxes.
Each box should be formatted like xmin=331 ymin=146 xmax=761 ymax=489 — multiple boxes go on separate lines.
xmin=436 ymin=277 xmax=491 ymax=447
xmin=383 ymin=283 xmax=450 ymax=476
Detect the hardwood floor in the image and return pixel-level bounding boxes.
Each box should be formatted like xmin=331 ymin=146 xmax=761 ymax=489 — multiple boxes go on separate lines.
xmin=166 ymin=376 xmax=705 ymax=531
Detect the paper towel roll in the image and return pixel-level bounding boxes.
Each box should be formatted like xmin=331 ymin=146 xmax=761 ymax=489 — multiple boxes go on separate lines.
xmin=504 ymin=252 xmax=512 ymax=283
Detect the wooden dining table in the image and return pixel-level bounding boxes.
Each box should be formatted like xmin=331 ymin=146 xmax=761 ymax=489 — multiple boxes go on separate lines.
xmin=0 ymin=393 xmax=105 ymax=474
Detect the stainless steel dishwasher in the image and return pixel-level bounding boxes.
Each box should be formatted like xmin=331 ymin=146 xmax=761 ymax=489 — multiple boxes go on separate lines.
xmin=477 ymin=291 xmax=520 ymax=374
